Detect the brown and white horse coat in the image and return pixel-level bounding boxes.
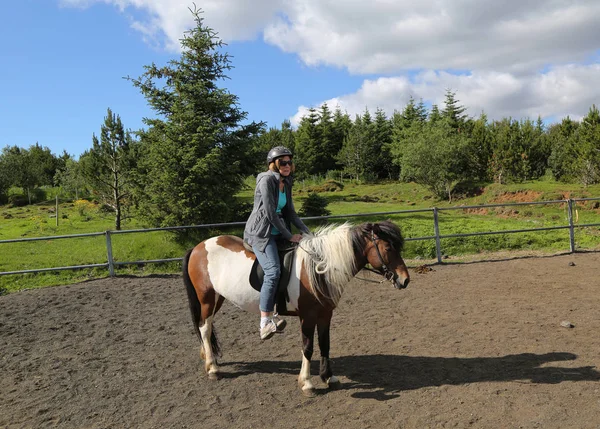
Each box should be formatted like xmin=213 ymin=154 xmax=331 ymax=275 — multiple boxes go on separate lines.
xmin=182 ymin=221 xmax=410 ymax=396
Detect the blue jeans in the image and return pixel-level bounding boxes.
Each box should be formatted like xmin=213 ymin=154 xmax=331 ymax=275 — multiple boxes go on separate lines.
xmin=253 ymin=236 xmax=281 ymax=313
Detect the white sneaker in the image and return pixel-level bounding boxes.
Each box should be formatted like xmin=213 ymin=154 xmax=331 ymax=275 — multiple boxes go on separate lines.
xmin=272 ymin=313 xmax=287 ymax=332
xmin=260 ymin=320 xmax=278 ymax=340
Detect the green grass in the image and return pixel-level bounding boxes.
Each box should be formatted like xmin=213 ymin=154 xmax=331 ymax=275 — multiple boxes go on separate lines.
xmin=2 ymin=179 xmax=600 ymax=293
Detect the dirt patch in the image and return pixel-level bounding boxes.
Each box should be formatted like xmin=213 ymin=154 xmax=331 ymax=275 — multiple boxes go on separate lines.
xmin=2 ymin=254 xmax=600 ymax=428
xmin=492 ymin=190 xmax=543 ymax=203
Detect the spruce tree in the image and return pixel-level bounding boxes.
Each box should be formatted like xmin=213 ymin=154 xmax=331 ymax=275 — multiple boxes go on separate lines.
xmin=373 ymin=108 xmax=396 ymax=179
xmin=441 ymin=89 xmax=468 ymax=130
xmin=127 ymin=7 xmax=263 ymax=227
xmin=317 ymin=103 xmax=336 ymax=172
xmin=331 ymin=107 xmax=352 ymax=173
xmin=294 ymin=107 xmax=321 ymax=177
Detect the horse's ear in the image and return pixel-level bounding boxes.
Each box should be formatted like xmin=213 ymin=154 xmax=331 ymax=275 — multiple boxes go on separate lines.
xmin=364 ymin=222 xmax=373 ymax=232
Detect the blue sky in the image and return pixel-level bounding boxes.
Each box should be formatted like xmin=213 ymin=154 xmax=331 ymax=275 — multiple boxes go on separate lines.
xmin=2 ymin=0 xmax=600 ymax=158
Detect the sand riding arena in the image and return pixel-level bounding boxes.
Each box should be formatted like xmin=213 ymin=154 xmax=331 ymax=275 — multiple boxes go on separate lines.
xmin=1 ymin=252 xmax=600 ymax=428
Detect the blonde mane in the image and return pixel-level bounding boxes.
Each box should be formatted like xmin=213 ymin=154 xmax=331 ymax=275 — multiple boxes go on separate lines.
xmin=296 ymin=223 xmax=357 ymax=306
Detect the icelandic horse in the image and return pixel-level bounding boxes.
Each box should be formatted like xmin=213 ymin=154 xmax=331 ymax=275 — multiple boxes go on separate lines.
xmin=182 ymin=220 xmax=410 ymax=396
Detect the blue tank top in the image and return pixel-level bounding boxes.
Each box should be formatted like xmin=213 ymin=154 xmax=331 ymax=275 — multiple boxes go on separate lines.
xmin=271 ymin=189 xmax=287 ymax=235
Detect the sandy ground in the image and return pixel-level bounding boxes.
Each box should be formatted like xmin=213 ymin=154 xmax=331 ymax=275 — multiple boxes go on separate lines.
xmin=1 ymin=252 xmax=600 ymax=429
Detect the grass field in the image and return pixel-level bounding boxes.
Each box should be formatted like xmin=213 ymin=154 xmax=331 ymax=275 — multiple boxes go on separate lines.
xmin=2 ymin=178 xmax=600 ymax=293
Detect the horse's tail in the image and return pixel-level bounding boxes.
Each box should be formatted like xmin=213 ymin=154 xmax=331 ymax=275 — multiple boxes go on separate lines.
xmin=182 ymin=248 xmax=221 ymax=357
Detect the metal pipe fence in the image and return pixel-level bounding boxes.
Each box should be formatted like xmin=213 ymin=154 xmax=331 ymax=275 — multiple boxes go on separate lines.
xmin=2 ymin=197 xmax=600 ymax=277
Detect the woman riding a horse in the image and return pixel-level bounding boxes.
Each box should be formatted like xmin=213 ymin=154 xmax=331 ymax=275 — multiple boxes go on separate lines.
xmin=244 ymin=146 xmax=311 ymax=340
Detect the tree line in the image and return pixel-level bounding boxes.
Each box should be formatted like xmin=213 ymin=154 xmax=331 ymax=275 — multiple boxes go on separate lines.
xmin=2 ymin=8 xmax=600 ymax=230
xmin=260 ymin=95 xmax=600 ymax=202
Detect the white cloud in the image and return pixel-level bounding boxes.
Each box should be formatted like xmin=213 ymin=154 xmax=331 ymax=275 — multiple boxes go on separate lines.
xmin=60 ymin=0 xmax=282 ymax=50
xmin=265 ymin=0 xmax=600 ymax=74
xmin=290 ymin=64 xmax=600 ymax=125
xmin=63 ymin=0 xmax=600 ymax=74
xmin=62 ymin=0 xmax=600 ymax=124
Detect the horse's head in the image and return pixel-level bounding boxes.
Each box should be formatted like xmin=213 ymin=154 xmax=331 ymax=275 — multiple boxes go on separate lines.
xmin=358 ymin=221 xmax=410 ymax=290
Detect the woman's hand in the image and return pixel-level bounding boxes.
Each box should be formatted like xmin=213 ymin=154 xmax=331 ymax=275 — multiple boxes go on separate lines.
xmin=289 ymin=234 xmax=303 ymax=243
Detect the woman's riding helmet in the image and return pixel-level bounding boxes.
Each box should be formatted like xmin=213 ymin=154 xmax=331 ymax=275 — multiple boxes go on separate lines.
xmin=267 ymin=146 xmax=293 ymax=163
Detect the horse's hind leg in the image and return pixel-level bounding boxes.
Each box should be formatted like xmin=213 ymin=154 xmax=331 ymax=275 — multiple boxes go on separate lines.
xmin=199 ymin=293 xmax=224 ymax=380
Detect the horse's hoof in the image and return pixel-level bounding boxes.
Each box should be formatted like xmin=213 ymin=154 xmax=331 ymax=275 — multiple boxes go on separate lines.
xmin=208 ymin=371 xmax=220 ymax=381
xmin=302 ymin=386 xmax=316 ymax=397
xmin=327 ymin=376 xmax=341 ymax=390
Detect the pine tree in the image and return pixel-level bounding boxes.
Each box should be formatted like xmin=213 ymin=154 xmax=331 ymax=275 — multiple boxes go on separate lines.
xmin=338 ymin=115 xmax=365 ymax=181
xmin=280 ymin=119 xmax=295 ymax=153
xmin=441 ymin=89 xmax=468 ymax=131
xmin=294 ymin=107 xmax=321 ymax=177
xmin=80 ymin=108 xmax=135 ymax=230
xmin=331 ymin=107 xmax=352 ymax=174
xmin=316 ymin=103 xmax=336 ymax=172
xmin=127 ymin=7 xmax=263 ymax=227
xmin=548 ymin=117 xmax=579 ymax=181
xmin=574 ymin=105 xmax=600 ymax=185
xmin=429 ymin=104 xmax=442 ymax=124
xmin=373 ymin=108 xmax=396 ymax=179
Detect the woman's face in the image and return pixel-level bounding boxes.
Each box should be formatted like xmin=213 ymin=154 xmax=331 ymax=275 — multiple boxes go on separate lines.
xmin=277 ymin=156 xmax=292 ymax=177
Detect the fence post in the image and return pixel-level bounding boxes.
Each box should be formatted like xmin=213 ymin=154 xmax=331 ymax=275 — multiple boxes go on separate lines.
xmin=433 ymin=207 xmax=443 ymax=263
xmin=567 ymin=199 xmax=576 ymax=253
xmin=106 ymin=231 xmax=115 ymax=276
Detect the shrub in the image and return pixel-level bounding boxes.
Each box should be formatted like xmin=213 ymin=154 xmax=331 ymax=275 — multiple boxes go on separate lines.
xmin=74 ymin=199 xmax=96 ymax=217
xmin=8 ymin=194 xmax=28 ymax=207
xmin=299 ymin=193 xmax=331 ymax=217
xmin=309 ymin=179 xmax=344 ymax=193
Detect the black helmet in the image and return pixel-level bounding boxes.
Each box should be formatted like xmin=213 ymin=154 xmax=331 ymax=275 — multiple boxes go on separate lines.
xmin=267 ymin=146 xmax=293 ymax=163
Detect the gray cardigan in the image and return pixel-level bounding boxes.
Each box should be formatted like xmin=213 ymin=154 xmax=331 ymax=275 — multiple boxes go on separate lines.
xmin=244 ymin=170 xmax=310 ymax=252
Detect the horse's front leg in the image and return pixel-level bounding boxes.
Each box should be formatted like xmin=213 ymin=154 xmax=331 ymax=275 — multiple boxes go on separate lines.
xmin=318 ymin=308 xmax=340 ymax=389
xmin=298 ymin=313 xmax=317 ymax=396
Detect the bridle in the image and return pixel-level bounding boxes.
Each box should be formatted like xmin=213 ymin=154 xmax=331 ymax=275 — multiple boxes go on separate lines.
xmin=362 ymin=231 xmax=397 ymax=283
xmin=296 ymin=228 xmax=400 ymax=285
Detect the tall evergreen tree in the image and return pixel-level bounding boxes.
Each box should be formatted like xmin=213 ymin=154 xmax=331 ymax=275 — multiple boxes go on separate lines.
xmin=331 ymin=107 xmax=352 ymax=173
xmin=317 ymin=103 xmax=337 ymax=172
xmin=468 ymin=113 xmax=491 ymax=181
xmin=80 ymin=108 xmax=135 ymax=230
xmin=360 ymin=109 xmax=380 ymax=181
xmin=280 ymin=119 xmax=295 ymax=154
xmin=573 ymin=105 xmax=600 ymax=185
xmin=441 ymin=89 xmax=468 ymax=131
xmin=338 ymin=115 xmax=365 ymax=181
xmin=127 ymin=7 xmax=263 ymax=227
xmin=429 ymin=104 xmax=442 ymax=124
xmin=390 ymin=99 xmax=428 ymax=178
xmin=548 ymin=116 xmax=579 ymax=181
xmin=373 ymin=108 xmax=396 ymax=179
xmin=294 ymin=107 xmax=321 ymax=177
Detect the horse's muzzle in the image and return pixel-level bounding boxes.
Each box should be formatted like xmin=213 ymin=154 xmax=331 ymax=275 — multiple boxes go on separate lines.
xmin=394 ymin=277 xmax=410 ymax=289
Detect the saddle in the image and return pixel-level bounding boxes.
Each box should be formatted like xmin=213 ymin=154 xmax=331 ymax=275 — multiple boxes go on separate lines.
xmin=244 ymin=239 xmax=297 ymax=315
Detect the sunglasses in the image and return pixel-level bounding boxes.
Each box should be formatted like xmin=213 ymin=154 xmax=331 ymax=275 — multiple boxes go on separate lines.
xmin=278 ymin=160 xmax=293 ymax=167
